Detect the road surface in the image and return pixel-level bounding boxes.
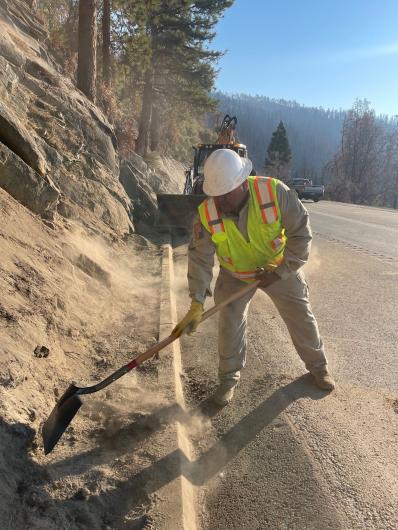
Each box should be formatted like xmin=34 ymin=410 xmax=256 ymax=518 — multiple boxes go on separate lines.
xmin=174 ymin=200 xmax=398 ymax=530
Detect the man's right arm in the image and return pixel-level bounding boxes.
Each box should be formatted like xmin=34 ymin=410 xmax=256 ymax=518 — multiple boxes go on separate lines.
xmin=187 ymin=217 xmax=215 ymax=304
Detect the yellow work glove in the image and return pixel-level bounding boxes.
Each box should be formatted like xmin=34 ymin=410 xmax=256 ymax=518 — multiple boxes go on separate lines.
xmin=255 ymin=263 xmax=281 ymax=288
xmin=172 ymin=300 xmax=204 ymax=337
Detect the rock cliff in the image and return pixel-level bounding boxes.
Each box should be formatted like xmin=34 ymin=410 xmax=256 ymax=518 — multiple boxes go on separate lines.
xmin=0 ymin=0 xmax=184 ymax=235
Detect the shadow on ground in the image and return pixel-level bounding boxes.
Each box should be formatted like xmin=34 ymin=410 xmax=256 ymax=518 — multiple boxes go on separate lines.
xmin=46 ymin=374 xmax=327 ymax=524
xmin=1 ymin=374 xmax=329 ymax=528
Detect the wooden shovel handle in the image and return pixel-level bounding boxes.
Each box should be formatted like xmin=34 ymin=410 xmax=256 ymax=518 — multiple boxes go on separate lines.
xmin=201 ymin=280 xmax=260 ymax=322
xmin=133 ymin=280 xmax=260 ymax=367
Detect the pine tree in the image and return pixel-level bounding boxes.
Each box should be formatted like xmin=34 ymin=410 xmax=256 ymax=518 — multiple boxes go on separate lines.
xmin=39 ymin=0 xmax=234 ymax=157
xmin=77 ymin=0 xmax=97 ymax=102
xmin=265 ymin=121 xmax=292 ymax=179
xmin=135 ymin=0 xmax=233 ymax=156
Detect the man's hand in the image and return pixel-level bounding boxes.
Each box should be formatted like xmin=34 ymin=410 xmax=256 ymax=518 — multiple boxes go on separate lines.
xmin=172 ymin=300 xmax=204 ymax=337
xmin=255 ymin=268 xmax=280 ymax=289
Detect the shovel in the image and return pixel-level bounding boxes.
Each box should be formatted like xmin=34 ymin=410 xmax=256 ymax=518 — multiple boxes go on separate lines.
xmin=42 ymin=280 xmax=260 ymax=454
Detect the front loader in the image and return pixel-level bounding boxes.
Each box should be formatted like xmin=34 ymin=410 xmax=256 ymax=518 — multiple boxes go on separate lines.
xmin=156 ymin=115 xmax=248 ymax=231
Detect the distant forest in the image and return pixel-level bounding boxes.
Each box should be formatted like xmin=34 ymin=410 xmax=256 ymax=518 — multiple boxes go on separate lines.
xmin=214 ymin=92 xmax=345 ymax=183
xmin=213 ymin=93 xmax=398 ymax=208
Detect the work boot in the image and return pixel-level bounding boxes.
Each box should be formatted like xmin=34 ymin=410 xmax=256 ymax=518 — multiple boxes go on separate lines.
xmin=312 ymin=369 xmax=335 ymax=391
xmin=212 ymin=381 xmax=237 ymax=406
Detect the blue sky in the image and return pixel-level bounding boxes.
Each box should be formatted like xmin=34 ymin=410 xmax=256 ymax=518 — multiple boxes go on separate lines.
xmin=211 ymin=0 xmax=398 ymax=116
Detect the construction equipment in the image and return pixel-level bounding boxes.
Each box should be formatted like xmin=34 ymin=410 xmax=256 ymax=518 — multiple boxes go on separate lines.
xmin=156 ymin=115 xmax=248 ymax=230
xmin=42 ymin=280 xmax=260 ymax=455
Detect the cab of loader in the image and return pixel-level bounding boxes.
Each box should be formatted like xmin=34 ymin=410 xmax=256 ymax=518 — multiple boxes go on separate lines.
xmin=157 ymin=115 xmax=248 ymax=231
xmin=184 ymin=142 xmax=248 ymax=195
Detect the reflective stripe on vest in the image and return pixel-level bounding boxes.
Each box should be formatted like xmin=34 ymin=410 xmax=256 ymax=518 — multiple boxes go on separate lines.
xmin=204 ymin=197 xmax=224 ymax=234
xmin=253 ymin=176 xmax=278 ymax=224
xmin=203 ymin=197 xmax=233 ymax=265
xmin=231 ymin=270 xmax=258 ymax=280
xmin=271 ymin=234 xmax=284 ymax=252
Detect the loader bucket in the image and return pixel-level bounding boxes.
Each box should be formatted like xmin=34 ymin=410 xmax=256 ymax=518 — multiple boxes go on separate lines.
xmin=156 ymin=193 xmax=206 ymax=231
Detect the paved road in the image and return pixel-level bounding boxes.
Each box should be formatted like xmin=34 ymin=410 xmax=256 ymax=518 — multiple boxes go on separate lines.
xmin=174 ymin=200 xmax=398 ymax=530
xmin=307 ymin=200 xmax=398 ymax=262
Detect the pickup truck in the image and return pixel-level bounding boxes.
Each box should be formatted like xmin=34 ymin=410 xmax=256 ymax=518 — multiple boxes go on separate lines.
xmin=285 ymin=178 xmax=324 ymax=202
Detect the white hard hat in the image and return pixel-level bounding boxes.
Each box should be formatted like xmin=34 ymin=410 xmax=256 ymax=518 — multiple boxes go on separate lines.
xmin=203 ymin=149 xmax=253 ymax=196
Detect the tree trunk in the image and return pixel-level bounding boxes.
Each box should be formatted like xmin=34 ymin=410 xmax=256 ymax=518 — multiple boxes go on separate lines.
xmin=102 ymin=0 xmax=111 ymax=86
xmin=150 ymin=100 xmax=160 ymax=151
xmin=77 ymin=0 xmax=97 ymax=102
xmin=65 ymin=0 xmax=78 ymax=51
xmin=136 ymin=67 xmax=154 ymax=157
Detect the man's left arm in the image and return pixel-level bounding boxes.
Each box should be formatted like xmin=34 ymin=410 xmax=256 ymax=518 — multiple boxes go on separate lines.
xmin=256 ymin=181 xmax=312 ymax=288
xmin=274 ymin=181 xmax=312 ymax=280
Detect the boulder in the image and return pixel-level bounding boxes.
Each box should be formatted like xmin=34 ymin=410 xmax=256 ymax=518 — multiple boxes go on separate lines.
xmin=120 ymin=161 xmax=157 ymax=227
xmin=0 ymin=142 xmax=59 ymax=216
xmin=0 ymin=102 xmax=48 ymax=175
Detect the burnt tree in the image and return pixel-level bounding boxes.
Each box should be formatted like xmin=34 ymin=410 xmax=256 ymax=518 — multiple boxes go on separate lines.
xmin=77 ymin=0 xmax=97 ymax=102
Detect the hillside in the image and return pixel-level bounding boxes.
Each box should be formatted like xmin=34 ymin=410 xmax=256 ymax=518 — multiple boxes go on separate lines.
xmin=215 ymin=92 xmax=345 ymax=181
xmin=0 ymin=1 xmax=185 ymax=527
xmin=0 ymin=187 xmax=167 ymax=528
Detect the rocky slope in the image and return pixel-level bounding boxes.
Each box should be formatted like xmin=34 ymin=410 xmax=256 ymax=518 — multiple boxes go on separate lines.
xmin=0 ymin=0 xmax=184 ymax=235
xmin=0 ymin=1 xmax=186 ymax=527
xmin=0 ymin=186 xmax=165 ymax=529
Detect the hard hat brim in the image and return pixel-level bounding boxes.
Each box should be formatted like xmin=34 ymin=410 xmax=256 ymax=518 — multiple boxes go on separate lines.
xmin=203 ymin=157 xmax=253 ymax=196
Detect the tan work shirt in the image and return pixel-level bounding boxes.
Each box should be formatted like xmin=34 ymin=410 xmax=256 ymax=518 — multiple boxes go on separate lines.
xmin=188 ymin=181 xmax=313 ymax=303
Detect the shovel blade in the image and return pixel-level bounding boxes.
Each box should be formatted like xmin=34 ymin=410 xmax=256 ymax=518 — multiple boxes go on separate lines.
xmin=42 ymin=384 xmax=83 ymax=455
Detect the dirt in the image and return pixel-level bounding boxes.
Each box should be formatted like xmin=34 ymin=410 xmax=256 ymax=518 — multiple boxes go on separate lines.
xmin=0 ymin=188 xmax=174 ymax=529
xmin=172 ymin=234 xmax=398 ymax=530
xmin=182 ymin=367 xmax=216 ymax=407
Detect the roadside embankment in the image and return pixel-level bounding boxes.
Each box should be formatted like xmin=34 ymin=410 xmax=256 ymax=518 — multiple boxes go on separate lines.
xmin=0 ymin=187 xmax=167 ymax=528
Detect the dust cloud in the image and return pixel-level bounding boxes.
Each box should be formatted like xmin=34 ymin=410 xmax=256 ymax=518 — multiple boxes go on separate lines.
xmin=50 ymin=222 xmax=164 ymax=426
xmin=64 ymin=225 xmax=157 ymax=295
xmin=180 ymin=408 xmax=213 ymax=439
xmin=304 ymin=244 xmax=322 ymax=275
xmin=60 ymin=223 xmax=160 ymax=335
xmin=82 ymin=378 xmax=170 ymax=439
xmin=171 ymin=256 xmax=219 ymax=314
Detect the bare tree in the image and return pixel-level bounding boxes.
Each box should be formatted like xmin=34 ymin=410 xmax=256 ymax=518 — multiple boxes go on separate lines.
xmin=379 ymin=129 xmax=398 ymax=207
xmin=102 ymin=0 xmax=111 ymax=86
xmin=325 ymin=100 xmax=398 ymax=207
xmin=77 ymin=0 xmax=97 ymax=102
xmin=136 ymin=66 xmax=154 ymax=157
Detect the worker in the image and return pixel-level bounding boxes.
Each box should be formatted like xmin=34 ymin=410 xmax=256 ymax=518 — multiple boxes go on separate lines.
xmin=173 ymin=149 xmax=335 ymax=406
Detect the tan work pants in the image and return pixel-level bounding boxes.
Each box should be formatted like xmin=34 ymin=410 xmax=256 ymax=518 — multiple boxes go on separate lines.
xmin=214 ymin=269 xmax=328 ymax=384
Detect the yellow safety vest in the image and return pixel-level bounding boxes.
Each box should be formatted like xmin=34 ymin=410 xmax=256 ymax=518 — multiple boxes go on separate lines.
xmin=198 ymin=176 xmax=286 ymax=282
